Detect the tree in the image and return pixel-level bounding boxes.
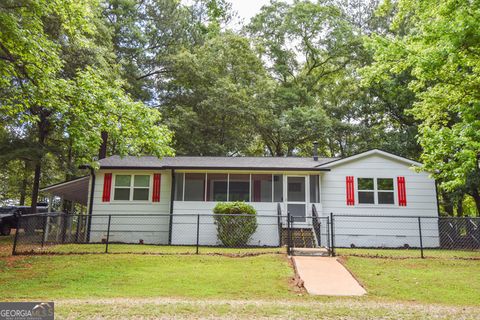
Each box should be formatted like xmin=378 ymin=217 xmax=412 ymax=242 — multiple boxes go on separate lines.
xmin=102 ymin=0 xmax=233 ymax=103
xmin=247 ymin=0 xmax=362 ymax=156
xmin=0 ymin=0 xmax=173 ymax=210
xmin=363 ymin=0 xmax=480 ymax=215
xmin=161 ymin=33 xmax=269 ymax=155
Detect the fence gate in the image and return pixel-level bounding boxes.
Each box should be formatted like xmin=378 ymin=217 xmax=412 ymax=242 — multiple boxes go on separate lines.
xmin=285 ymin=212 xmax=331 ymax=256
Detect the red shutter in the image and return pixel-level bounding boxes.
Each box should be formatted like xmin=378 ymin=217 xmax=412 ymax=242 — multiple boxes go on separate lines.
xmin=397 ymin=176 xmax=407 ymax=206
xmin=346 ymin=176 xmax=355 ymax=205
xmin=102 ymin=173 xmax=112 ymax=202
xmin=152 ymin=173 xmax=161 ymax=202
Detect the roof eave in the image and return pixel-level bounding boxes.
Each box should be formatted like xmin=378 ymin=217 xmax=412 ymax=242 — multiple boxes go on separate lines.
xmin=316 ymin=149 xmax=423 ymax=168
xmin=99 ymin=165 xmax=330 ymax=171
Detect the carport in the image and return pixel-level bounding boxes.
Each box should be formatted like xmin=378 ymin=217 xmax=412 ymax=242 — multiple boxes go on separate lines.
xmin=40 ymin=176 xmax=90 ymax=212
xmin=38 ymin=176 xmax=91 ymax=243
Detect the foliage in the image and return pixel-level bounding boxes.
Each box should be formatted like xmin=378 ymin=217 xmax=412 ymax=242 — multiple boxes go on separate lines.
xmin=0 ymin=0 xmax=173 ymax=207
xmin=363 ymin=0 xmax=480 ymax=214
xmin=213 ymin=202 xmax=257 ymax=246
xmin=162 ymin=32 xmax=269 ymax=155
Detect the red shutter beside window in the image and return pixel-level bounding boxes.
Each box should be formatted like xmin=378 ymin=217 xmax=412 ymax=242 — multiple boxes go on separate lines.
xmin=346 ymin=176 xmax=355 ymax=205
xmin=397 ymin=176 xmax=407 ymax=206
xmin=152 ymin=173 xmax=161 ymax=202
xmin=102 ymin=173 xmax=112 ymax=202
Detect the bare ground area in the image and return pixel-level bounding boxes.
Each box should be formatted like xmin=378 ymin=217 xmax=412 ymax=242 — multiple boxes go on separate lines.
xmin=55 ymin=297 xmax=480 ymax=319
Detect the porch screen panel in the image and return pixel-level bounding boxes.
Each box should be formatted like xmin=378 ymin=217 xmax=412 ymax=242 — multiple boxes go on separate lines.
xmin=184 ymin=173 xmax=205 ymax=201
xmin=251 ymin=174 xmax=272 ymax=202
xmin=273 ymin=174 xmax=283 ymax=202
xmin=174 ymin=172 xmax=184 ymax=201
xmin=309 ymin=175 xmax=320 ymax=203
xmin=206 ymin=173 xmax=228 ymax=201
xmin=228 ymin=174 xmax=250 ymax=202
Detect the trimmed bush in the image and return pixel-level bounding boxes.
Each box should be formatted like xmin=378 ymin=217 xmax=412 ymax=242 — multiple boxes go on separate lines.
xmin=213 ymin=202 xmax=257 ymax=247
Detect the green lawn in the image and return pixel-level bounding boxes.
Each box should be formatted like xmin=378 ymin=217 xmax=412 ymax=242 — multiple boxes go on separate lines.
xmin=343 ymin=256 xmax=480 ymax=306
xmin=0 ymin=254 xmax=294 ymax=300
xmin=336 ymin=248 xmax=480 ymax=259
xmin=1 ymin=236 xmax=480 ymax=318
xmin=26 ymin=243 xmax=285 ymax=255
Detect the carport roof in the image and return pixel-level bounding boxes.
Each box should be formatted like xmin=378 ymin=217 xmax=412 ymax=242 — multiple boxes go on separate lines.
xmin=40 ymin=176 xmax=89 ymax=206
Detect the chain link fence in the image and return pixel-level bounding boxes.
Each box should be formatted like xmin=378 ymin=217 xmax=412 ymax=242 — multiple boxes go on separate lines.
xmin=12 ymin=213 xmax=285 ymax=255
xmin=329 ymin=215 xmax=480 ymax=259
xmin=10 ymin=212 xmax=480 ymax=259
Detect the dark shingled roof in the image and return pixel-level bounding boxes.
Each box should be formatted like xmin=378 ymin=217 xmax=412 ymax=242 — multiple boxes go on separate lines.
xmin=98 ymin=155 xmax=338 ymax=171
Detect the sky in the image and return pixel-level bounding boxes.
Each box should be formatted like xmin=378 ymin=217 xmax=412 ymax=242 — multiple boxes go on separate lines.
xmin=228 ymin=0 xmax=273 ymax=22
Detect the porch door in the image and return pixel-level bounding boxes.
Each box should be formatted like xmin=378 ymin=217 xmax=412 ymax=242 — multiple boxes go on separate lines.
xmin=287 ymin=176 xmax=306 ymax=222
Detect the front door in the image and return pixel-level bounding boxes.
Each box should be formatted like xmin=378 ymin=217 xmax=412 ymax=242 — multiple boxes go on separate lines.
xmin=287 ymin=176 xmax=306 ymax=222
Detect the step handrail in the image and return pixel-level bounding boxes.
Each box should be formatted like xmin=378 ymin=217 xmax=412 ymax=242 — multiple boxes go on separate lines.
xmin=277 ymin=203 xmax=282 ymax=246
xmin=311 ymin=204 xmax=322 ymax=247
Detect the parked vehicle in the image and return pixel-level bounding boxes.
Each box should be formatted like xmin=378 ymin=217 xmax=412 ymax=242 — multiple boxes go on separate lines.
xmin=0 ymin=204 xmax=48 ymax=236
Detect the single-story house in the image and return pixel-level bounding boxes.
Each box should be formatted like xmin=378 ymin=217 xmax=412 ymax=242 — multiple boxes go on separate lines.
xmin=41 ymin=149 xmax=440 ymax=248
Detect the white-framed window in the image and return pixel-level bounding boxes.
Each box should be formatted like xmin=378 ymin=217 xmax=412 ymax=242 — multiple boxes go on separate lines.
xmin=377 ymin=178 xmax=395 ymax=204
xmin=113 ymin=174 xmax=150 ymax=201
xmin=357 ymin=177 xmax=395 ymax=205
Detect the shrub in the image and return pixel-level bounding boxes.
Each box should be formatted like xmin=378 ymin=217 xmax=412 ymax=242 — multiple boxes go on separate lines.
xmin=213 ymin=202 xmax=257 ymax=247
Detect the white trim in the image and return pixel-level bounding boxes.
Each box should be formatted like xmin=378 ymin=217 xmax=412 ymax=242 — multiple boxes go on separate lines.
xmin=40 ymin=176 xmax=89 ymax=192
xmin=318 ymin=149 xmax=422 ymax=168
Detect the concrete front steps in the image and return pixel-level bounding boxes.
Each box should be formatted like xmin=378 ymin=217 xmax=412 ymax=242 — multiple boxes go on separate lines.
xmin=281 ymin=228 xmax=316 ymax=248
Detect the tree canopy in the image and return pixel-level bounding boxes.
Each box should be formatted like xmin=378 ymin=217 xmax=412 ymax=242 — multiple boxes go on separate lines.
xmin=0 ymin=0 xmax=478 ymax=216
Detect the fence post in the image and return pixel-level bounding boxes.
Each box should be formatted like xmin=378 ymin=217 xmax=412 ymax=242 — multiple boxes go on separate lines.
xmin=287 ymin=212 xmax=291 ymax=256
xmin=196 ymin=214 xmax=200 ymax=254
xmin=330 ymin=212 xmax=335 ymax=257
xmin=105 ymin=215 xmax=112 ymax=253
xmin=41 ymin=215 xmax=48 ymax=248
xmin=12 ymin=215 xmax=21 ymax=256
xmin=418 ymin=217 xmax=424 ymax=259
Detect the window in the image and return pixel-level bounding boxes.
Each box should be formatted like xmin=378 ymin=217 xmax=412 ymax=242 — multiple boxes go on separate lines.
xmin=358 ymin=178 xmax=374 ymax=204
xmin=377 ymin=178 xmax=394 ymax=204
xmin=184 ymin=173 xmax=205 ymax=201
xmin=114 ymin=175 xmax=131 ymax=200
xmin=251 ymin=174 xmax=272 ymax=202
xmin=114 ymin=175 xmax=150 ymax=201
xmin=310 ymin=175 xmax=320 ymax=203
xmin=357 ymin=177 xmax=395 ymax=205
xmin=229 ymin=174 xmax=250 ymax=202
xmin=207 ymin=173 xmax=228 ymax=201
xmin=133 ymin=175 xmax=150 ymax=200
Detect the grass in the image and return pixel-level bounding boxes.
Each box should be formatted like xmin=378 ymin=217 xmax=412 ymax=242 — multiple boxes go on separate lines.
xmin=54 ymin=299 xmax=480 ymax=320
xmin=0 ymin=254 xmax=294 ymax=300
xmin=30 ymin=243 xmax=285 ymax=255
xmin=1 ymin=236 xmax=480 ymax=318
xmin=336 ymin=248 xmax=480 ymax=259
xmin=343 ymin=256 xmax=480 ymax=306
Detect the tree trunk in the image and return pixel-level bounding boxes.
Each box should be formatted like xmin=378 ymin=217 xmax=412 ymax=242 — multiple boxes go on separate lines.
xmin=441 ymin=191 xmax=454 ymax=216
xmin=472 ymin=188 xmax=480 ymax=217
xmin=18 ymin=160 xmax=29 ymax=205
xmin=456 ymin=196 xmax=463 ymax=217
xmin=19 ymin=178 xmax=27 ymax=205
xmin=30 ymin=111 xmax=49 ymax=213
xmin=30 ymin=161 xmax=42 ymax=212
xmin=98 ymin=131 xmax=108 ymax=160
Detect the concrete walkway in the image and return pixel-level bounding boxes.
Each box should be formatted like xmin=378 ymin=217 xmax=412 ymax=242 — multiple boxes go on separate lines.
xmin=293 ymin=256 xmax=367 ymax=296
